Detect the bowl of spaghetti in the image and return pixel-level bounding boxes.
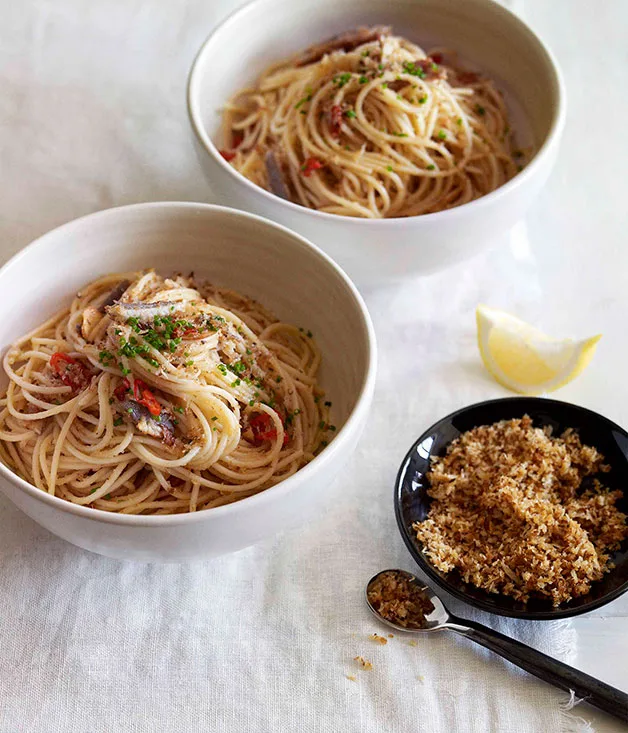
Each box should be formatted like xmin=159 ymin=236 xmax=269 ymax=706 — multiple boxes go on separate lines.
xmin=188 ymin=0 xmax=565 ymax=285
xmin=0 ymin=203 xmax=376 ymax=561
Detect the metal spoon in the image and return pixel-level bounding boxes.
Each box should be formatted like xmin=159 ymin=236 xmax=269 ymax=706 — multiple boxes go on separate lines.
xmin=366 ymin=570 xmax=628 ymax=724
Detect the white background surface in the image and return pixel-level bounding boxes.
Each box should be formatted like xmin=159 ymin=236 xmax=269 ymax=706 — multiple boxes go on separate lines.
xmin=0 ymin=1 xmax=626 ymax=731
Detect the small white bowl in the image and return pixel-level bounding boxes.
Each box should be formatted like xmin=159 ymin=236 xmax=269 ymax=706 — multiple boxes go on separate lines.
xmin=0 ymin=203 xmax=376 ymax=562
xmin=188 ymin=0 xmax=566 ymax=286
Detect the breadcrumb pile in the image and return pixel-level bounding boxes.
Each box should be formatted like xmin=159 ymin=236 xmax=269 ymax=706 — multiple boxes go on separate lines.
xmin=415 ymin=416 xmax=627 ymax=606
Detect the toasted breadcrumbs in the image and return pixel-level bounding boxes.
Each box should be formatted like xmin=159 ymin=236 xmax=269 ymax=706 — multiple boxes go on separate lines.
xmin=367 ymin=570 xmax=435 ymax=628
xmin=354 ymin=656 xmax=373 ymax=670
xmin=407 ymin=640 xmax=418 ymax=647
xmin=369 ymin=633 xmax=388 ymax=645
xmin=346 ymin=675 xmax=357 ymax=682
xmin=415 ymin=416 xmax=628 ymax=606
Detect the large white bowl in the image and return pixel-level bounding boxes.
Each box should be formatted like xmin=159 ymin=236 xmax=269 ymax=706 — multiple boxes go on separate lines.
xmin=188 ymin=0 xmax=566 ymax=286
xmin=0 ymin=203 xmax=376 ymax=562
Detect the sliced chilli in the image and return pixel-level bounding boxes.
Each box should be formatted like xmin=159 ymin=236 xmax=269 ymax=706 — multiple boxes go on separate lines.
xmin=50 ymin=352 xmax=91 ymax=391
xmin=301 ymin=157 xmax=324 ymax=177
xmin=132 ymin=379 xmax=162 ymax=417
xmin=249 ymin=412 xmax=288 ymax=446
xmin=114 ymin=377 xmax=161 ymax=417
xmin=114 ymin=378 xmax=131 ymax=402
xmin=219 ymin=132 xmax=244 ymax=162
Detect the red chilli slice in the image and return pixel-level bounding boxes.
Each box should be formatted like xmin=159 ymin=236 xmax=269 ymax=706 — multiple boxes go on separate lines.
xmin=249 ymin=412 xmax=288 ymax=446
xmin=301 ymin=157 xmax=324 ymax=177
xmin=50 ymin=352 xmax=91 ymax=391
xmin=219 ymin=132 xmax=244 ymax=162
xmin=133 ymin=379 xmax=161 ymax=417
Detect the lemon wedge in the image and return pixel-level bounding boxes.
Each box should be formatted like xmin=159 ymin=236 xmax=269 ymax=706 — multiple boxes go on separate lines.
xmin=476 ymin=305 xmax=601 ymax=395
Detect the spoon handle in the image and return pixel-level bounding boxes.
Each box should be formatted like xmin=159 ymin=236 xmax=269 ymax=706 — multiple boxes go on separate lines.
xmin=449 ymin=617 xmax=628 ymax=723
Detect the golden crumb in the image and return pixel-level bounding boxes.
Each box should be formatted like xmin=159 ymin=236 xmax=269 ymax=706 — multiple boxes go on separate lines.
xmin=407 ymin=640 xmax=418 ymax=647
xmin=417 ymin=675 xmax=425 ymax=683
xmin=369 ymin=633 xmax=388 ymax=645
xmin=367 ymin=570 xmax=434 ymax=628
xmin=388 ymin=634 xmax=394 ymax=638
xmin=346 ymin=674 xmax=357 ymax=682
xmin=354 ymin=656 xmax=373 ymax=670
xmin=415 ymin=416 xmax=628 ymax=606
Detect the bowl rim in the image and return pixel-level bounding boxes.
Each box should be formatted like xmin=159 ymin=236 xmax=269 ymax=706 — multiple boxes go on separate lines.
xmin=394 ymin=396 xmax=628 ymax=620
xmin=0 ymin=201 xmax=377 ymax=526
xmin=187 ymin=0 xmax=567 ymax=226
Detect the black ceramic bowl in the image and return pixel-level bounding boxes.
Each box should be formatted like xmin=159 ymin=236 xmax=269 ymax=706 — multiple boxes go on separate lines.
xmin=395 ymin=397 xmax=628 ymax=619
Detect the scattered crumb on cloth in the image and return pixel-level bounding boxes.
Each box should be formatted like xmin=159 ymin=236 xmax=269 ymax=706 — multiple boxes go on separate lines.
xmin=354 ymin=656 xmax=373 ymax=670
xmin=369 ymin=633 xmax=388 ymax=645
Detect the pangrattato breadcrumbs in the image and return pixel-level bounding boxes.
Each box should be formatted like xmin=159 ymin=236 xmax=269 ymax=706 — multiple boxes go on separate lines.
xmin=369 ymin=633 xmax=388 ymax=645
xmin=415 ymin=416 xmax=627 ymax=606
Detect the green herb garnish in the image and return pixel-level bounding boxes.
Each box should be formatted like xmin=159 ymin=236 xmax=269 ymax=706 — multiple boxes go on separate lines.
xmin=402 ymin=61 xmax=426 ymax=79
xmin=333 ymin=73 xmax=352 ymax=88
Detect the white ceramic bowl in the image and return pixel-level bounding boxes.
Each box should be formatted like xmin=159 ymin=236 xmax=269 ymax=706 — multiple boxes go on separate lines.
xmin=0 ymin=203 xmax=376 ymax=562
xmin=188 ymin=0 xmax=566 ymax=286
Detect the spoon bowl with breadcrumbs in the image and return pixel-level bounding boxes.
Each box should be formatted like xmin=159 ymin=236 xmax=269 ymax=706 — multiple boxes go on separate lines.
xmin=366 ymin=569 xmax=628 ymax=723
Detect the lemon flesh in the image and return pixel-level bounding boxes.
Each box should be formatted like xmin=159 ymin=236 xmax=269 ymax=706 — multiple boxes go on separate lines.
xmin=476 ymin=305 xmax=601 ymax=395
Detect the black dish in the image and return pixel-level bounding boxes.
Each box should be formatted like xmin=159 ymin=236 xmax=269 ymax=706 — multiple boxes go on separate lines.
xmin=394 ymin=397 xmax=628 ymax=619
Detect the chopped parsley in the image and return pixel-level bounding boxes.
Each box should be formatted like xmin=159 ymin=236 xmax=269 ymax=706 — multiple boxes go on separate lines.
xmin=211 ymin=416 xmax=218 ymax=421
xmin=457 ymin=117 xmax=463 ymax=126
xmin=345 ymin=110 xmax=356 ymax=119
xmin=276 ymin=376 xmax=282 ymax=383
xmin=418 ymin=96 xmax=427 ymax=104
xmin=319 ymin=420 xmax=326 ymax=430
xmin=113 ymin=417 xmax=123 ymax=427
xmin=294 ymin=94 xmax=312 ymax=109
xmin=361 ymin=50 xmax=370 ymax=57
xmin=173 ymin=406 xmax=184 ymax=414
xmin=476 ymin=104 xmax=486 ymax=116
xmin=402 ymin=61 xmax=426 ymax=79
xmin=99 ymin=350 xmax=114 ymax=366
xmin=359 ymin=75 xmax=368 ymax=84
xmin=231 ymin=361 xmax=247 ymax=374
xmin=386 ymin=165 xmax=393 ymax=172
xmin=437 ymin=129 xmax=447 ymax=140
xmin=307 ymin=330 xmax=313 ymax=338
xmin=381 ymin=82 xmax=388 ymax=89
xmin=333 ymin=72 xmax=352 ymax=88
xmin=427 ymin=164 xmax=436 ymax=171
xmin=392 ymin=132 xmax=408 ymax=138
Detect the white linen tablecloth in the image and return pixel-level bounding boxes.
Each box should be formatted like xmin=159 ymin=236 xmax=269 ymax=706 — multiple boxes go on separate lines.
xmin=1 ymin=1 xmax=626 ymax=731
